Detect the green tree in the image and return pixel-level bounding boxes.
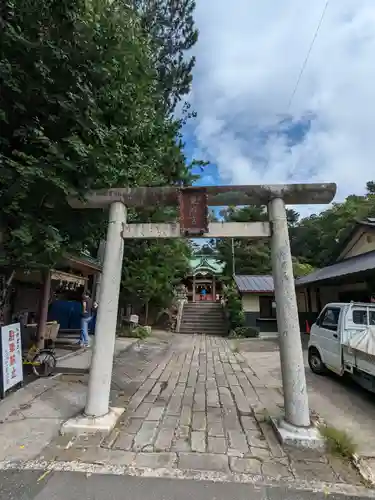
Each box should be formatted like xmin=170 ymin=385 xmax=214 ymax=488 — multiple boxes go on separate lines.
xmin=292 ymin=258 xmax=315 ymax=278
xmin=0 ymin=0 xmax=190 ymax=269
xmin=121 ymin=239 xmax=191 ymax=323
xmin=216 ymin=206 xmax=272 ymax=276
xmin=217 ymin=183 xmax=375 ymax=278
xmin=216 ymin=205 xmax=314 ymax=277
xmin=222 ymin=283 xmax=244 ymax=329
xmin=290 ymin=184 xmax=375 ymax=267
xmin=117 ymin=0 xmax=203 ymax=315
xmin=0 ymin=0 xmax=209 ymax=322
xmin=199 ymin=243 xmax=216 ymax=255
xmin=132 ymin=0 xmax=199 ymax=112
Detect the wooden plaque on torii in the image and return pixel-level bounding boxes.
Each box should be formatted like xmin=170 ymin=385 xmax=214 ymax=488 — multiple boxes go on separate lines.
xmin=179 ymin=188 xmax=208 ymax=236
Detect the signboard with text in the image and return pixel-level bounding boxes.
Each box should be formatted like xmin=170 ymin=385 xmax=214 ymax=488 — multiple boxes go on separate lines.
xmin=179 ymin=189 xmax=208 ymax=236
xmin=0 ymin=323 xmax=23 ymax=397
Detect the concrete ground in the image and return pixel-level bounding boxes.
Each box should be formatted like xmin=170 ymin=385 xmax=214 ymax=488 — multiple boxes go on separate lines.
xmin=238 ymin=336 xmax=375 ymax=475
xmin=1 ymin=333 xmax=374 ymax=498
xmin=55 ymin=336 xmax=138 ymax=371
xmin=1 ymin=470 xmax=375 ymax=500
xmin=0 ymin=337 xmax=137 ymax=462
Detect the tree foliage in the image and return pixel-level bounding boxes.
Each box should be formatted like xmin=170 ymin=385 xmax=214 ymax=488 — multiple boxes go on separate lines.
xmin=132 ymin=0 xmax=198 ymax=112
xmin=197 ymin=243 xmax=215 ymax=255
xmin=290 ymin=186 xmax=375 ymax=267
xmin=121 ymin=239 xmax=191 ymax=321
xmin=0 ymin=0 xmax=193 ymax=272
xmin=117 ymin=0 xmax=201 ymax=316
xmin=0 ymin=0 xmax=202 ymax=323
xmin=222 ymin=283 xmax=244 ymax=330
xmin=217 ymin=182 xmax=375 ymax=279
xmin=217 ymin=206 xmax=272 ymax=276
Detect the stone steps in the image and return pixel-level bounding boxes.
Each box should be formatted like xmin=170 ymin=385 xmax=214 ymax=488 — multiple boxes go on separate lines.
xmin=180 ymin=322 xmax=226 ymax=328
xmin=179 ymin=302 xmax=228 ymax=335
xmin=181 ymin=316 xmax=224 ymax=322
xmin=179 ymin=328 xmax=227 ymax=335
xmin=180 ymin=320 xmax=225 ymax=327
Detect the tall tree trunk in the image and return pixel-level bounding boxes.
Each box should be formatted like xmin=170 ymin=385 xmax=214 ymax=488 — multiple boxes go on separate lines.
xmin=0 ymin=269 xmax=15 ymax=306
xmin=145 ymin=300 xmax=149 ymax=325
xmin=0 ymin=269 xmax=15 ymax=323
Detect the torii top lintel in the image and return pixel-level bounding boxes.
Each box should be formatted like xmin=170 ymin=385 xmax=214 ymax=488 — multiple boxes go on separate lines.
xmin=67 ymin=183 xmax=337 ymax=209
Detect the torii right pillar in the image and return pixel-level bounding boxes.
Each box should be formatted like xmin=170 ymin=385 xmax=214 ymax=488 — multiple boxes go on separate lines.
xmin=268 ymin=196 xmax=320 ymax=447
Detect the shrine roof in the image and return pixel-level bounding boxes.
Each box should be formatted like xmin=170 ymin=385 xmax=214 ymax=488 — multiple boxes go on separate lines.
xmin=189 ymin=255 xmax=225 ymax=275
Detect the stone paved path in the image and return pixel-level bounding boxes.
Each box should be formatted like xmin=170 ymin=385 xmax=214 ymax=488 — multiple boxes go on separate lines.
xmin=39 ymin=334 xmax=362 ymax=489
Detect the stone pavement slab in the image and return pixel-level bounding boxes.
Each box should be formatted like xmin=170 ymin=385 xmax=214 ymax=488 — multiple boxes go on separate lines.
xmin=179 ymin=452 xmax=230 ymax=472
xmin=32 ymin=334 xmax=364 ymax=490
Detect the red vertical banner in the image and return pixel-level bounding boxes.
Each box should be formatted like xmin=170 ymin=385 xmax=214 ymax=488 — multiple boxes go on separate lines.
xmin=179 ymin=189 xmax=208 ymax=236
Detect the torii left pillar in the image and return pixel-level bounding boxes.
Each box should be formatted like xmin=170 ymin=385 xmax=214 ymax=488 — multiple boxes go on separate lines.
xmin=62 ymin=201 xmax=127 ymax=433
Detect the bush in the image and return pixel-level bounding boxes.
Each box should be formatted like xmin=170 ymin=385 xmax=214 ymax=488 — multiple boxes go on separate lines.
xmin=230 ymin=326 xmax=260 ymax=338
xmin=117 ymin=325 xmax=150 ymax=339
xmin=132 ymin=325 xmax=151 ymax=339
xmin=223 ymin=284 xmax=244 ymax=329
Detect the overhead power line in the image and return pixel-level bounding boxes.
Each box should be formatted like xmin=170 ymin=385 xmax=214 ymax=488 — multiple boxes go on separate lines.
xmin=286 ymin=0 xmax=330 ymax=111
xmin=262 ymin=0 xmax=329 ymax=172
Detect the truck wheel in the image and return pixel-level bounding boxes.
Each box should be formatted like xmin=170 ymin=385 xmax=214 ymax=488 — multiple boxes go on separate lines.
xmin=308 ymin=348 xmax=326 ymax=375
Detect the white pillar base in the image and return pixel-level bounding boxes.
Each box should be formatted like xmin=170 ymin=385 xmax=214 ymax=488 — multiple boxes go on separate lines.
xmin=271 ymin=417 xmax=325 ymax=450
xmin=61 ymin=407 xmax=124 ymax=435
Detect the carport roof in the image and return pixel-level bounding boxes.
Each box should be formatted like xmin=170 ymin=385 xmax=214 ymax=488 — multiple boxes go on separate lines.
xmin=295 ymin=250 xmax=375 ymax=287
xmin=235 ymin=275 xmax=274 ymax=293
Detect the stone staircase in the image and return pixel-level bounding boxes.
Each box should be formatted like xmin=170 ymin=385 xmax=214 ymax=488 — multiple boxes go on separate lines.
xmin=179 ymin=301 xmax=228 ymax=335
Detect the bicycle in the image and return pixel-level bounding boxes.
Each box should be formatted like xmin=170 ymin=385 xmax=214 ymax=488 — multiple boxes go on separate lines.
xmin=22 ymin=343 xmax=57 ymax=377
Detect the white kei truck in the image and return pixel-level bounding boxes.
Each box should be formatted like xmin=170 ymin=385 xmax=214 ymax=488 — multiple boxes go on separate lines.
xmin=308 ymin=302 xmax=375 ymax=393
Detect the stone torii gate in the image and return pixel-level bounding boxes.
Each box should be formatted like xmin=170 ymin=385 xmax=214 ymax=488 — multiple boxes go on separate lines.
xmin=63 ymin=183 xmax=336 ymax=447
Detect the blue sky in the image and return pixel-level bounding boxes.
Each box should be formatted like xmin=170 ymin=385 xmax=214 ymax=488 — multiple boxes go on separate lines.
xmin=183 ymin=0 xmax=375 ymax=214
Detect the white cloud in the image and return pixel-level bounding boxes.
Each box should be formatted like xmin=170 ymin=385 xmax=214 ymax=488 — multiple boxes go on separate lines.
xmin=191 ymin=0 xmax=375 ymax=208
